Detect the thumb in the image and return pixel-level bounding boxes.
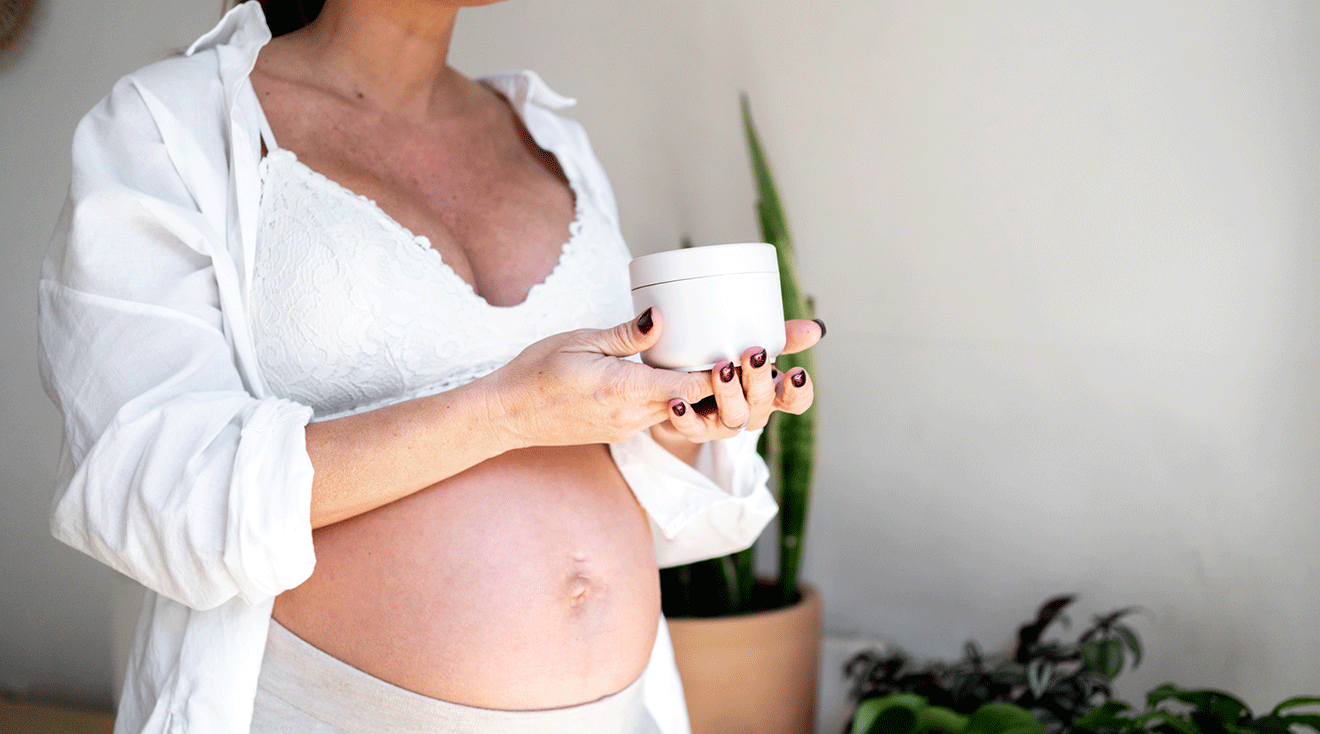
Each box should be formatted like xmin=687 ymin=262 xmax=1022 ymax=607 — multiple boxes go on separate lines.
xmin=576 ymin=307 xmax=663 ymax=357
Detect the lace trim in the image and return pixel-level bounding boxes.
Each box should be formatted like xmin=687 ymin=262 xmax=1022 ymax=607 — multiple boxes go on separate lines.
xmin=250 ymin=145 xmax=635 ymax=422
xmin=260 ymin=148 xmax=590 ymax=311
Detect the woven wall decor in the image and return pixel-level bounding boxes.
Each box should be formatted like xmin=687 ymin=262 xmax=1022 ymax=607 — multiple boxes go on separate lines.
xmin=1 ymin=0 xmax=36 ymax=52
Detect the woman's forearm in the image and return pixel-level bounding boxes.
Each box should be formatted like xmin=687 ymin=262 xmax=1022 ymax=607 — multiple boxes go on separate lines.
xmin=304 ymin=380 xmax=515 ymax=528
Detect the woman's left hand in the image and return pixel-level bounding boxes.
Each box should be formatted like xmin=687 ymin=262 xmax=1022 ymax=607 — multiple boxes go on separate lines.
xmin=652 ymin=318 xmax=823 ymax=448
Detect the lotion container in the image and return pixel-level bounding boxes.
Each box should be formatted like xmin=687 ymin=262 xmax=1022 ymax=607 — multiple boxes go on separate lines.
xmin=630 ymin=243 xmax=786 ymax=371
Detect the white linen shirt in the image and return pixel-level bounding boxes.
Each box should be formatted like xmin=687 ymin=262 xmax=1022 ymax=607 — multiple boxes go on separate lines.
xmin=37 ymin=3 xmax=777 ymax=733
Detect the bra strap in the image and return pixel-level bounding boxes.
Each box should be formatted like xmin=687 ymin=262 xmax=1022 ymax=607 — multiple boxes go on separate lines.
xmin=249 ymin=80 xmax=279 ymax=154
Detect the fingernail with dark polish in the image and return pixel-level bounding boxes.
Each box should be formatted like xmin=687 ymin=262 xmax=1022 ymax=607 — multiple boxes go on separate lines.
xmin=750 ymin=349 xmax=767 ymax=369
xmin=719 ymin=363 xmax=736 ymax=383
xmin=771 ymin=368 xmax=779 ymax=378
xmin=671 ymin=400 xmax=687 ymax=417
xmin=791 ymin=370 xmax=807 ymax=388
xmin=637 ymin=308 xmax=653 ymax=334
xmin=813 ymin=319 xmax=827 ymax=339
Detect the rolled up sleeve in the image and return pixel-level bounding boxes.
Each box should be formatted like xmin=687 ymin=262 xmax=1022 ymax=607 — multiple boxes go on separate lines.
xmin=610 ymin=429 xmax=777 ymax=568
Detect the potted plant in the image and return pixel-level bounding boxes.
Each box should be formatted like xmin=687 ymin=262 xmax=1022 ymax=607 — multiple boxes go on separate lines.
xmin=660 ymin=96 xmax=822 ymax=734
xmin=842 ymin=595 xmax=1320 ymax=734
xmin=843 ymin=595 xmax=1145 ymax=734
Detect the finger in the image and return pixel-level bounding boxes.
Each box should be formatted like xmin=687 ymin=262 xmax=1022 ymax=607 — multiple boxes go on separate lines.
xmin=740 ymin=347 xmax=776 ymax=431
xmin=711 ymin=359 xmax=750 ymax=431
xmin=774 ymin=367 xmax=814 ymax=415
xmin=665 ymin=399 xmax=706 ymax=440
xmin=611 ymin=357 xmax=713 ymax=407
xmin=779 ymin=318 xmax=827 ymax=356
xmin=573 ymin=307 xmax=664 ymax=358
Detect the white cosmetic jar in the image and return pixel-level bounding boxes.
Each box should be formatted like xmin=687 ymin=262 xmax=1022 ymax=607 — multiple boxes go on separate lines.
xmin=630 ymin=243 xmax=786 ymax=372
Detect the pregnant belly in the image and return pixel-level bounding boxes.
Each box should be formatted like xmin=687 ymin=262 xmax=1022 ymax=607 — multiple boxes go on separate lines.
xmin=271 ymin=443 xmax=660 ymax=710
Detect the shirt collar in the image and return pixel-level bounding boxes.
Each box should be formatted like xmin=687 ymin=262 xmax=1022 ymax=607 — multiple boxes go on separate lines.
xmin=480 ymin=70 xmax=577 ymax=114
xmin=186 ymin=0 xmax=271 ymax=58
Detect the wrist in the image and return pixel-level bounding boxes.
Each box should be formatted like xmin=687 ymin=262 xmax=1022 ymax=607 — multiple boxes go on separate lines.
xmin=474 ymin=369 xmax=532 ymax=454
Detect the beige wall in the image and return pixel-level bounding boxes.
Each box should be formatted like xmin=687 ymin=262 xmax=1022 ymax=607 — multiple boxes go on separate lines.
xmin=3 ymin=0 xmax=1316 ymax=714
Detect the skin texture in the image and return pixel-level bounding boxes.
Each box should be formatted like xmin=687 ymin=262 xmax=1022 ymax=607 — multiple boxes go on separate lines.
xmin=252 ymin=0 xmax=822 ymax=710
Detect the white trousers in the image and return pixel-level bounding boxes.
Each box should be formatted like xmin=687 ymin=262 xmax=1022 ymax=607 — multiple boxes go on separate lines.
xmin=250 ymin=619 xmax=661 ymax=734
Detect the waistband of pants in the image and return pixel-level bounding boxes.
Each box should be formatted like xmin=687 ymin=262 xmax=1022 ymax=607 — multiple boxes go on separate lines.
xmin=256 ymin=618 xmax=652 ymax=734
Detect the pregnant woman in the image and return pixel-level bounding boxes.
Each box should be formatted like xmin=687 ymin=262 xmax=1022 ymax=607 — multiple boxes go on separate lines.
xmin=38 ymin=1 xmax=821 ymax=732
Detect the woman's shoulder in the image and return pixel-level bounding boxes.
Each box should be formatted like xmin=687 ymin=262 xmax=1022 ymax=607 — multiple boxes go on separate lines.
xmin=91 ymin=50 xmax=225 ymax=131
xmin=73 ymin=47 xmax=236 ymax=185
xmin=82 ymin=1 xmax=268 ymax=146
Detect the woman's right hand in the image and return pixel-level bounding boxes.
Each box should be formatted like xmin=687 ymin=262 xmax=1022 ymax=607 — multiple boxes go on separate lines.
xmin=486 ymin=308 xmax=715 ymax=449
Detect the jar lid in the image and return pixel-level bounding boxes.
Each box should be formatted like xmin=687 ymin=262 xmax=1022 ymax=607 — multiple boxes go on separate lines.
xmin=629 ymin=243 xmax=779 ymax=289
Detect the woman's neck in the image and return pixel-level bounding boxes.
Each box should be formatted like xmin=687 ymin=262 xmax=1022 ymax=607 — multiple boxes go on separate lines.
xmin=288 ymin=0 xmax=471 ymax=121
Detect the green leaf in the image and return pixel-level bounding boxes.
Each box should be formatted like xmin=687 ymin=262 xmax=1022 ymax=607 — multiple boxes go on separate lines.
xmin=1280 ymin=714 xmax=1320 ymax=733
xmin=1112 ymin=623 xmax=1144 ymax=669
xmin=1248 ymin=715 xmax=1296 ymax=734
xmin=1027 ymin=661 xmax=1053 ymax=700
xmin=854 ymin=694 xmax=926 ymax=734
xmin=1148 ymin=684 xmax=1182 ymax=708
xmin=964 ymin=703 xmax=1045 ymax=734
xmin=1272 ymin=697 xmax=1320 ymax=716
xmin=1170 ymin=689 xmax=1251 ymax=724
xmin=733 ymin=545 xmax=755 ymax=614
xmin=741 ymin=95 xmax=818 ymax=605
xmin=990 ymin=662 xmax=1026 ymax=685
xmin=1146 ymin=711 xmax=1197 ymax=734
xmin=1083 ymin=639 xmax=1125 ymax=679
xmin=1075 ymin=700 xmax=1133 ymax=728
xmin=916 ymin=706 xmax=970 ymax=734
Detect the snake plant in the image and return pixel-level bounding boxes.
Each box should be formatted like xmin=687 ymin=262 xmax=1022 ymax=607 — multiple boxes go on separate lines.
xmin=658 ymin=96 xmax=818 ymax=615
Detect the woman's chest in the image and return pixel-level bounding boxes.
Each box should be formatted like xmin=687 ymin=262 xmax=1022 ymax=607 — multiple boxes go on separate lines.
xmin=249 ymin=149 xmax=634 ymax=421
xmin=286 ymin=135 xmax=578 ymax=308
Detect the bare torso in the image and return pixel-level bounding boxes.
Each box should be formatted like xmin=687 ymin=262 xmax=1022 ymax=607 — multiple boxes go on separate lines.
xmin=272 ymin=445 xmax=660 ymax=709
xmin=253 ymin=44 xmax=661 ymax=710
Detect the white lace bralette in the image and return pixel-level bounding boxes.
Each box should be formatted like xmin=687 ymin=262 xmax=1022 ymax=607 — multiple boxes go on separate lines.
xmin=249 ymin=143 xmax=634 ymax=422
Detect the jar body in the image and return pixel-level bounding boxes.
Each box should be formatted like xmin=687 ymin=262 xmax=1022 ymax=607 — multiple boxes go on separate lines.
xmin=631 ymin=271 xmax=786 ymax=372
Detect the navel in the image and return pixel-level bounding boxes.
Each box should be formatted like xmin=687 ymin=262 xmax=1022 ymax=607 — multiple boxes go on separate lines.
xmin=566 ymin=574 xmax=592 ymax=607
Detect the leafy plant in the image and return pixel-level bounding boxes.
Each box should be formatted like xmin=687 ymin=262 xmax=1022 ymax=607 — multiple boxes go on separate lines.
xmin=851 ymin=694 xmax=1047 ymax=734
xmin=844 ymin=596 xmax=1144 ymax=733
xmin=1073 ymin=686 xmax=1320 ymax=734
xmin=659 ymin=96 xmax=818 ymax=616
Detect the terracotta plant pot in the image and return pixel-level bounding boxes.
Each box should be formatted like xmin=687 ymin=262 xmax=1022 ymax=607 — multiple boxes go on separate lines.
xmin=667 ymin=584 xmax=822 ymax=734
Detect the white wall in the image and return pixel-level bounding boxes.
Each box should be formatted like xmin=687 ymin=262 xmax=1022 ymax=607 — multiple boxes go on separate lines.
xmin=449 ymin=0 xmax=1320 ymax=711
xmin=2 ymin=0 xmax=1316 ymax=716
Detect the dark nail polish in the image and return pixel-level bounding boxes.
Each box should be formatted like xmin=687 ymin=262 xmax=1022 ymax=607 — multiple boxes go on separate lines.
xmin=671 ymin=401 xmax=687 ymax=417
xmin=813 ymin=319 xmax=827 ymax=339
xmin=637 ymin=308 xmax=653 ymax=334
xmin=719 ymin=363 xmax=736 ymax=383
xmin=750 ymin=349 xmax=767 ymax=369
xmin=791 ymin=370 xmax=807 ymax=388
xmin=771 ymin=368 xmax=780 ymax=378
